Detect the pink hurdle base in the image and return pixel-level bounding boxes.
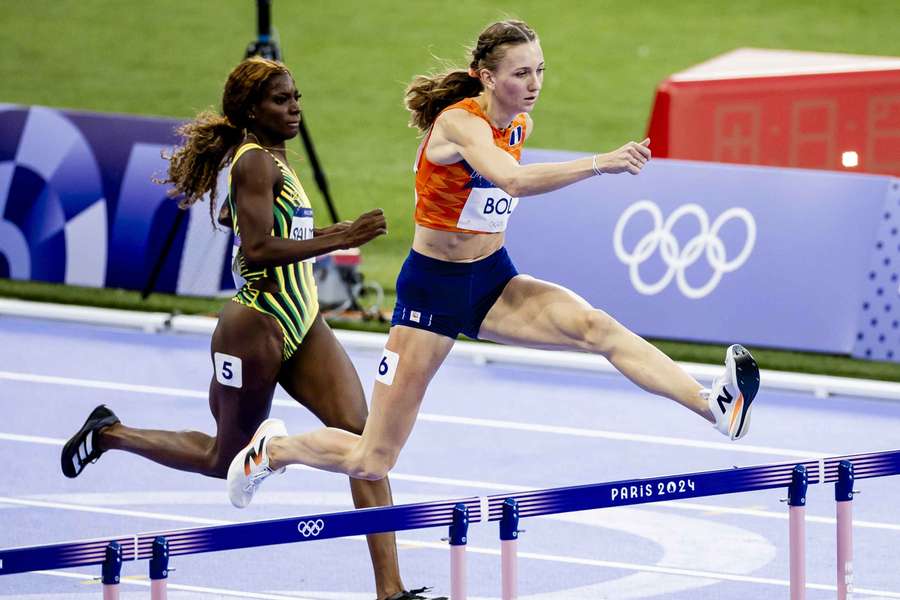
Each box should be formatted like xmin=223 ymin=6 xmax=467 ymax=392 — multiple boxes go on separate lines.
xmin=836 ymin=500 xmax=853 ymax=600
xmin=789 ymin=505 xmax=806 ymax=600
xmin=451 ymin=545 xmax=467 ymax=600
xmin=501 ymin=539 xmax=518 ymax=600
xmin=150 ymin=579 xmax=168 ymax=600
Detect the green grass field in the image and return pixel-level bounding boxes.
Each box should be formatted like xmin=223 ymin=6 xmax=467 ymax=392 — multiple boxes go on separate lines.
xmin=3 ymin=1 xmax=900 ymax=380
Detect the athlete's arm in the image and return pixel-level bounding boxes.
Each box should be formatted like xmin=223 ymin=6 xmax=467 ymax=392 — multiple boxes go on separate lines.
xmin=232 ymin=150 xmax=386 ymax=267
xmin=314 ymin=220 xmax=353 ymax=237
xmin=436 ymin=110 xmax=651 ymax=198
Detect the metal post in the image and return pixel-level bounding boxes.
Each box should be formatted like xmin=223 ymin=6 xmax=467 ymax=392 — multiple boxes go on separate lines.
xmin=101 ymin=541 xmax=122 ymax=600
xmin=149 ymin=536 xmax=169 ymax=600
xmin=788 ymin=464 xmax=808 ymax=600
xmin=500 ymin=498 xmax=519 ymax=600
xmin=449 ymin=503 xmax=469 ymax=600
xmin=836 ymin=461 xmax=855 ymax=600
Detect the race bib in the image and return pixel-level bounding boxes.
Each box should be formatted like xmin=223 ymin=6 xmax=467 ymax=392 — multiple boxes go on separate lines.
xmin=290 ymin=207 xmax=315 ymax=264
xmin=456 ymin=187 xmax=518 ymax=233
xmin=214 ymin=352 xmax=242 ymax=388
xmin=376 ymin=348 xmax=400 ymax=386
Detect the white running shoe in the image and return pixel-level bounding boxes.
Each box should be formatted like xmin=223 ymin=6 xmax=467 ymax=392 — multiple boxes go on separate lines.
xmin=706 ymin=344 xmax=760 ymax=440
xmin=227 ymin=418 xmax=287 ymax=508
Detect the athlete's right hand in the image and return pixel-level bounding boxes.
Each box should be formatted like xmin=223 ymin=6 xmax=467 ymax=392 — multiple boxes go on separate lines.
xmin=340 ymin=209 xmax=388 ymax=248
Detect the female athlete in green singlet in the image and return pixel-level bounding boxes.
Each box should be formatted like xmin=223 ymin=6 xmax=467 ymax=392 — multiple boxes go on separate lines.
xmin=60 ymin=57 xmax=441 ymax=600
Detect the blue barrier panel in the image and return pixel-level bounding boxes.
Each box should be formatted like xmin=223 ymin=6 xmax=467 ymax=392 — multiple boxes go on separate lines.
xmin=510 ymin=150 xmax=899 ymax=357
xmin=0 ymin=104 xmax=233 ymax=296
xmin=1 ymin=449 xmax=897 ymax=576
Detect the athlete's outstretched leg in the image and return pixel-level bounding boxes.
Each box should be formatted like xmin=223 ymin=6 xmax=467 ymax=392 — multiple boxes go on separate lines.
xmin=480 ymin=275 xmax=759 ymax=439
xmin=479 ymin=274 xmax=760 ymax=441
xmin=62 ymin=302 xmax=283 ymax=479
xmin=480 ymin=275 xmax=713 ymax=417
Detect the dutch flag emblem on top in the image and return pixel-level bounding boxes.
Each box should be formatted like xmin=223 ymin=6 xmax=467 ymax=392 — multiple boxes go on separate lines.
xmin=509 ymin=125 xmax=523 ymax=146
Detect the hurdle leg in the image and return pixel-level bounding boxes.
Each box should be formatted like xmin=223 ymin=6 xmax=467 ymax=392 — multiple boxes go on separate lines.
xmin=449 ymin=503 xmax=469 ymax=600
xmin=500 ymin=498 xmax=519 ymax=600
xmin=101 ymin=541 xmax=122 ymax=600
xmin=835 ymin=461 xmax=855 ymax=600
xmin=149 ymin=536 xmax=169 ymax=600
xmin=787 ymin=465 xmax=808 ymax=600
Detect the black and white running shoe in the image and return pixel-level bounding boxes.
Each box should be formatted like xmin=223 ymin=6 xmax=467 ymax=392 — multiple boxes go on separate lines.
xmin=707 ymin=344 xmax=760 ymax=440
xmin=61 ymin=405 xmax=119 ymax=478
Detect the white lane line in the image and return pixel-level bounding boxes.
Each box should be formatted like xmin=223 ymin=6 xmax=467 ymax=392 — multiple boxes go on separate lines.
xmin=34 ymin=570 xmax=318 ymax=600
xmin=0 ymin=369 xmax=833 ymax=458
xmin=288 ymin=463 xmax=528 ymax=492
xmin=413 ymin=413 xmax=830 ymax=458
xmin=0 ymin=496 xmax=230 ymax=526
xmin=11 ymin=498 xmax=900 ymax=598
xmin=0 ymin=370 xmax=207 ymax=399
xmin=0 ymin=432 xmax=66 ymax=446
xmin=4 ymin=433 xmax=900 ymax=534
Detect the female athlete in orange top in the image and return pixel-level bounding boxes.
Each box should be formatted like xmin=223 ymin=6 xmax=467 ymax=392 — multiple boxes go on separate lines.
xmin=228 ymin=21 xmax=760 ymax=505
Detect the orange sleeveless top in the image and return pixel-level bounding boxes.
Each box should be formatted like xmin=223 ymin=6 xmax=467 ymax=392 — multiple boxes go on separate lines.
xmin=413 ymin=98 xmax=527 ymax=234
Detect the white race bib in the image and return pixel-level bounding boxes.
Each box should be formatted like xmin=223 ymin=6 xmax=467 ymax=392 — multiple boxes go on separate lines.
xmin=214 ymin=352 xmax=242 ymax=388
xmin=290 ymin=207 xmax=315 ymax=263
xmin=456 ymin=187 xmax=518 ymax=233
xmin=376 ymin=348 xmax=400 ymax=386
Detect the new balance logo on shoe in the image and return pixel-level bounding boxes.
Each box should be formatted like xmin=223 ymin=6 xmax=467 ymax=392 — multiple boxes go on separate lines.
xmin=717 ymin=388 xmax=733 ymax=413
xmin=243 ymin=437 xmax=267 ymax=476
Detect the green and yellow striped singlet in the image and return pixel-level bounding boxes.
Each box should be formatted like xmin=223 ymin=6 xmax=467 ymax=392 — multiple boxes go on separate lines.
xmin=228 ymin=142 xmax=319 ymax=361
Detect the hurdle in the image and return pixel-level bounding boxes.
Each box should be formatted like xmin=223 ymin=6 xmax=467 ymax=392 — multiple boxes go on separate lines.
xmin=2 ymin=449 xmax=898 ymax=598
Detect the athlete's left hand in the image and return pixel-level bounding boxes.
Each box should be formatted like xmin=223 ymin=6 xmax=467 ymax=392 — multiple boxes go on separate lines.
xmin=594 ymin=138 xmax=651 ymax=175
xmin=315 ymin=221 xmax=353 ymax=237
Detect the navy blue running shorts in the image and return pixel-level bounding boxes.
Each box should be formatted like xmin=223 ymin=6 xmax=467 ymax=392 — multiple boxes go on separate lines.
xmin=391 ymin=247 xmax=519 ymax=339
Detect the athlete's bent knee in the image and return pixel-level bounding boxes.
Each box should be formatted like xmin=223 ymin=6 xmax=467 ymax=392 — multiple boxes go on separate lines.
xmin=206 ymin=454 xmax=232 ymax=479
xmin=580 ymin=309 xmax=619 ymax=354
xmin=345 ymin=449 xmax=396 ymax=481
xmin=202 ymin=443 xmax=234 ymax=479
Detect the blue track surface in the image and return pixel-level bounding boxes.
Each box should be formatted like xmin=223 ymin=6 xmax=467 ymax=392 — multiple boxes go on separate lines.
xmin=1 ymin=315 xmax=899 ymax=599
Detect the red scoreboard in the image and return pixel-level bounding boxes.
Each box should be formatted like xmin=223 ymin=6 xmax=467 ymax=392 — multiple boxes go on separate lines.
xmin=646 ymin=48 xmax=900 ymax=176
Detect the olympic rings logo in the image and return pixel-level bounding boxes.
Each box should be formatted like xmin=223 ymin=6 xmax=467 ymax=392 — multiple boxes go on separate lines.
xmin=612 ymin=200 xmax=756 ymax=299
xmin=297 ymin=519 xmax=325 ymax=538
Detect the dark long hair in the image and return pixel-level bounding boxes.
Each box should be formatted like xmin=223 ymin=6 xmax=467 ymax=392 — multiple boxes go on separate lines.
xmin=159 ymin=57 xmax=292 ymax=222
xmin=405 ymin=20 xmax=537 ymax=132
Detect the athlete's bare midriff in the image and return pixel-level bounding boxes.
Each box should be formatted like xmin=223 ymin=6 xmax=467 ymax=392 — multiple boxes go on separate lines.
xmin=412 ymin=224 xmax=505 ymax=262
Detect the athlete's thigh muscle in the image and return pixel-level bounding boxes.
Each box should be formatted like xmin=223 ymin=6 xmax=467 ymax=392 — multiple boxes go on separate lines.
xmin=357 ymin=325 xmax=455 ymax=459
xmin=208 ymin=301 xmax=283 ymax=443
xmin=479 ymin=274 xmax=595 ymax=350
xmin=278 ymin=314 xmax=369 ymax=433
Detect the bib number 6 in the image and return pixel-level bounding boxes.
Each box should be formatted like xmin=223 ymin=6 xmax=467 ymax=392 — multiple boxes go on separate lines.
xmin=375 ymin=349 xmax=399 ymax=385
